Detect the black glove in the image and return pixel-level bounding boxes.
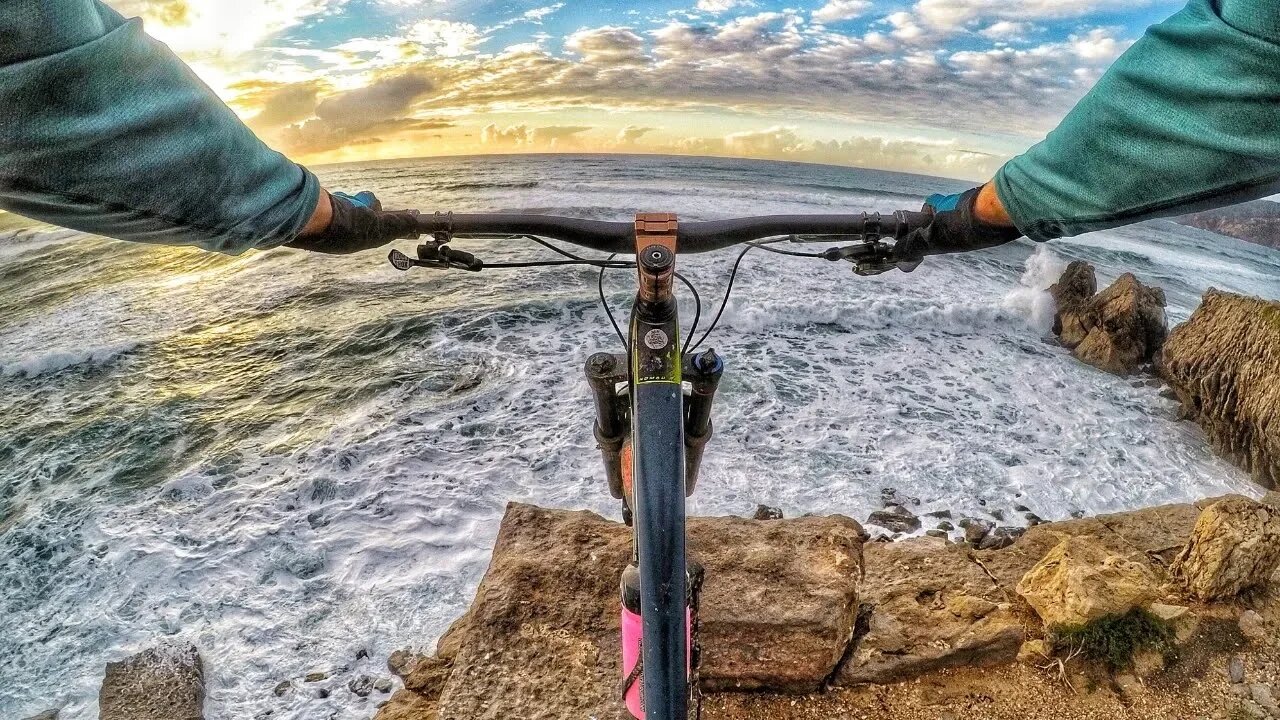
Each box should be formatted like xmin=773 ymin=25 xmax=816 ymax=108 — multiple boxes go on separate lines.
xmin=893 ymin=186 xmax=1022 ymax=267
xmin=285 ymin=191 xmax=419 ymax=254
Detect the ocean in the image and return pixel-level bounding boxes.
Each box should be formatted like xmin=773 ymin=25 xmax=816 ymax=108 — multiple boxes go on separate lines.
xmin=1 ymin=154 xmax=1277 ymax=718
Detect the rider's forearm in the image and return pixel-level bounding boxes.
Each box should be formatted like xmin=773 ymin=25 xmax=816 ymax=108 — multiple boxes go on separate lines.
xmin=0 ymin=0 xmax=321 ymax=254
xmin=993 ymin=0 xmax=1280 ymax=242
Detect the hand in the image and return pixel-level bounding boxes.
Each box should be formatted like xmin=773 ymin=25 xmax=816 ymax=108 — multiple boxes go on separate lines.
xmin=287 ymin=190 xmax=420 ymax=254
xmin=892 ymin=183 xmax=1022 ymax=269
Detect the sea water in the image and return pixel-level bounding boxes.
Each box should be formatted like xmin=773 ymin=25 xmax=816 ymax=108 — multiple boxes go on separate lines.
xmin=1 ymin=155 xmax=1276 ymax=718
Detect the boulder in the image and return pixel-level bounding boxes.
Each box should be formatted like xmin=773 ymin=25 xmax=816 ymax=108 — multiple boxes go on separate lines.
xmin=836 ymin=538 xmax=1024 ymax=685
xmin=866 ymin=506 xmax=921 ymax=534
xmin=376 ymin=689 xmax=439 ymax=720
xmin=1172 ymin=496 xmax=1280 ymax=601
xmin=1049 ymin=260 xmax=1098 ymax=348
xmin=1070 ymin=274 xmax=1168 ymax=375
xmin=406 ymin=503 xmax=865 ymax=720
xmin=1157 ymin=289 xmax=1280 ymax=489
xmin=99 ymin=643 xmax=204 ymax=720
xmin=1015 ymin=536 xmax=1161 ymax=628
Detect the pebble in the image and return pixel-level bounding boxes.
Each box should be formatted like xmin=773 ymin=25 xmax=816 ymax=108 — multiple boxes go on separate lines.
xmin=318 ymin=688 xmax=331 ymax=699
xmin=1231 ymin=656 xmax=1247 ymax=684
xmin=305 ymin=672 xmax=329 ymax=683
xmin=274 ymin=681 xmax=292 ymax=697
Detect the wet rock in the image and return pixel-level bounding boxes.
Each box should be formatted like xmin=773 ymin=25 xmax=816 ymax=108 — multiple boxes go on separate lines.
xmin=22 ymin=711 xmax=58 ymax=720
xmin=99 ymin=643 xmax=204 ymax=720
xmin=926 ymin=529 xmax=949 ymax=539
xmin=1015 ymin=536 xmax=1161 ymax=628
xmin=977 ymin=527 xmax=1025 ymax=551
xmin=959 ymin=518 xmax=994 ymax=546
xmin=349 ymin=675 xmax=375 ymax=697
xmin=317 ymin=688 xmax=331 ymax=699
xmin=356 ymin=648 xmax=370 ymax=661
xmin=305 ymin=672 xmax=328 ymax=683
xmin=1025 ymin=512 xmax=1045 ymax=526
xmin=374 ymin=678 xmax=394 ymax=694
xmin=1172 ymin=496 xmax=1280 ymax=600
xmin=1156 ymin=290 xmax=1280 ymax=489
xmin=925 ymin=509 xmax=953 ymax=519
xmin=837 ymin=539 xmax=1024 ymax=685
xmin=935 ymin=520 xmax=955 ymax=532
xmin=1069 ymin=273 xmax=1169 ymax=376
xmin=273 ymin=681 xmax=291 ymax=697
xmin=867 ymin=506 xmax=921 ymax=534
xmin=753 ymin=504 xmax=783 ymax=521
xmin=1049 ymin=260 xmax=1098 ymax=348
xmin=988 ymin=508 xmax=1006 ymax=523
xmin=424 ymin=503 xmax=865 ymax=720
xmin=881 ymin=488 xmax=921 ymax=507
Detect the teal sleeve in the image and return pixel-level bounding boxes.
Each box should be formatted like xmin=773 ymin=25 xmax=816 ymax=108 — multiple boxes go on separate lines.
xmin=994 ymin=0 xmax=1280 ymax=241
xmin=0 ymin=1 xmax=319 ymax=254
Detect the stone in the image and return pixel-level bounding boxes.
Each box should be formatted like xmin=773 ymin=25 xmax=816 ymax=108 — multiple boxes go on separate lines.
xmin=429 ymin=503 xmax=865 ymax=720
xmin=375 ymin=690 xmax=438 ymax=720
xmin=350 ymin=675 xmax=375 ymax=697
xmin=99 ymin=643 xmax=204 ymax=720
xmin=1240 ymin=610 xmax=1273 ymax=646
xmin=978 ymin=527 xmax=1025 ymax=551
xmin=1230 ymin=655 xmax=1247 ymax=684
xmin=1070 ymin=273 xmax=1169 ymax=376
xmin=1172 ymin=496 xmax=1280 ymax=600
xmin=400 ymin=656 xmax=451 ymax=699
xmin=753 ymin=504 xmax=783 ymax=521
xmin=317 ymin=688 xmax=331 ymax=699
xmin=273 ymin=681 xmax=291 ymax=697
xmin=837 ymin=539 xmax=1024 ymax=685
xmin=374 ymin=678 xmax=394 ymax=694
xmin=1017 ymin=639 xmax=1054 ymax=665
xmin=1050 ymin=261 xmax=1098 ymax=348
xmin=22 ymin=711 xmax=58 ymax=720
xmin=960 ymin=518 xmax=994 ymax=546
xmin=936 ymin=520 xmax=955 ymax=532
xmin=925 ymin=510 xmax=953 ymax=519
xmin=926 ymin=529 xmax=948 ymax=539
xmin=867 ymin=507 xmax=921 ymax=534
xmin=1252 ymin=684 xmax=1280 ymax=714
xmin=1156 ymin=290 xmax=1280 ymax=489
xmin=1015 ymin=536 xmax=1161 ymax=628
xmin=305 ymin=672 xmax=328 ymax=683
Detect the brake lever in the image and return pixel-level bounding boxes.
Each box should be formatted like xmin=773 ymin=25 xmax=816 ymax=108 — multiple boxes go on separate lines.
xmin=387 ymin=241 xmax=483 ymax=272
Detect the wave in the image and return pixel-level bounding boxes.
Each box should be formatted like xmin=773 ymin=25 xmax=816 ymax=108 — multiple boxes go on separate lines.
xmin=0 ymin=341 xmax=138 ymax=379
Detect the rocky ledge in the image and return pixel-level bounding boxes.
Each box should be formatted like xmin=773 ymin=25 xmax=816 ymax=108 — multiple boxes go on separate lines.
xmin=376 ymin=495 xmax=1280 ymax=720
xmin=1157 ymin=289 xmax=1280 ymax=490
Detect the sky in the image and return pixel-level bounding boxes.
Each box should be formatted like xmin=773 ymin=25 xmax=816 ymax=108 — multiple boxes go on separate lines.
xmin=105 ymin=0 xmax=1187 ymax=179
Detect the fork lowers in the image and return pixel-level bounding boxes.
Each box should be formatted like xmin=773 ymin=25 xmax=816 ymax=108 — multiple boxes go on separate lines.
xmin=586 ymin=352 xmax=630 ymax=501
xmin=683 ymin=349 xmax=723 ymax=495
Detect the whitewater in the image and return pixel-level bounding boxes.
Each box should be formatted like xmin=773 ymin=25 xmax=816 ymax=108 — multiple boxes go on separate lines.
xmin=1 ymin=155 xmax=1277 ymax=719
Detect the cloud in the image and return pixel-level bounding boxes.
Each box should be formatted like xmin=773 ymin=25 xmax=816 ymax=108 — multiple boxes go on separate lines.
xmin=107 ymin=0 xmax=331 ymax=56
xmin=914 ymin=0 xmax=1156 ymax=31
xmin=480 ymin=124 xmax=592 ymax=148
xmin=813 ymin=1 xmax=872 ymax=23
xmin=696 ymin=0 xmax=751 ymax=12
xmin=979 ymin=21 xmax=1034 ymax=40
xmin=240 ymin=81 xmax=323 ymax=129
xmin=314 ymin=73 xmax=435 ymax=130
xmin=565 ymin=27 xmax=648 ymax=65
xmin=406 ymin=18 xmax=485 ymax=57
xmin=617 ymin=126 xmax=658 ymax=145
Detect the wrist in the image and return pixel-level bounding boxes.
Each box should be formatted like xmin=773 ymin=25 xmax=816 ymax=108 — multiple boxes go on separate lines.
xmin=298 ymin=190 xmax=334 ymax=238
xmin=974 ymin=182 xmax=1014 ymax=228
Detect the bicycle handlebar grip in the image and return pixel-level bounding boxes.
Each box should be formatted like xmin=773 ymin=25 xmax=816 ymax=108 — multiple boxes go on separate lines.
xmin=287 ymin=201 xmax=422 ymax=255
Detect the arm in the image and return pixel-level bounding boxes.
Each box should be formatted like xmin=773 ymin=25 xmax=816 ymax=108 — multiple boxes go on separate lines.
xmin=992 ymin=0 xmax=1280 ymax=240
xmin=0 ymin=0 xmax=329 ymax=254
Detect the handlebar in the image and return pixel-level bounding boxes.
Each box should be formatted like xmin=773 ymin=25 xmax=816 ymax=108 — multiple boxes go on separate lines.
xmin=414 ymin=210 xmax=931 ymax=254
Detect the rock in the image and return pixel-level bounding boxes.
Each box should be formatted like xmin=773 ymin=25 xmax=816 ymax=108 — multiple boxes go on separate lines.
xmin=960 ymin=518 xmax=994 ymax=546
xmin=1132 ymin=649 xmax=1165 ymax=678
xmin=978 ymin=527 xmax=1025 ymax=551
xmin=99 ymin=643 xmax=205 ymax=720
xmin=837 ymin=539 xmax=1024 ymax=685
xmin=375 ymin=689 xmax=438 ymax=720
xmin=304 ymin=672 xmax=328 ymax=683
xmin=1070 ymin=273 xmax=1169 ymax=376
xmin=1017 ymin=639 xmax=1054 ymax=665
xmin=925 ymin=510 xmax=953 ymax=519
xmin=1172 ymin=496 xmax=1280 ymax=600
xmin=400 ymin=656 xmax=451 ymax=699
xmin=317 ymin=688 xmax=331 ymax=699
xmin=881 ymin=488 xmax=921 ymax=507
xmin=1025 ymin=513 xmax=1045 ymax=526
xmin=374 ymin=678 xmax=394 ymax=694
xmin=22 ymin=711 xmax=58 ymax=720
xmin=430 ymin=503 xmax=866 ymax=720
xmin=273 ymin=681 xmax=291 ymax=697
xmin=1240 ymin=610 xmax=1273 ymax=646
xmin=926 ymin=529 xmax=948 ymax=539
xmin=867 ymin=507 xmax=921 ymax=534
xmin=753 ymin=504 xmax=784 ymax=521
xmin=350 ymin=675 xmax=375 ymax=697
xmin=1015 ymin=536 xmax=1161 ymax=628
xmin=1049 ymin=260 xmax=1098 ymax=348
xmin=387 ymin=650 xmax=421 ymax=677
xmin=935 ymin=520 xmax=955 ymax=532
xmin=1156 ymin=289 xmax=1280 ymax=489
xmin=1252 ymin=684 xmax=1280 ymax=714
xmin=356 ymin=648 xmax=370 ymax=661
xmin=1230 ymin=655 xmax=1247 ymax=684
